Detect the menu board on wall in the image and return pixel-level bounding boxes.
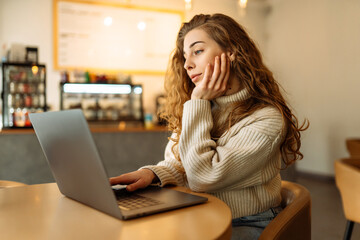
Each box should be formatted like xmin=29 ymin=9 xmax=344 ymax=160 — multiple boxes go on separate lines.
xmin=54 ymin=0 xmax=183 ymax=74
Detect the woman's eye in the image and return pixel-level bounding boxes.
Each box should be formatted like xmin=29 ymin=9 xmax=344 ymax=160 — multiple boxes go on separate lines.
xmin=194 ymin=50 xmax=203 ymax=55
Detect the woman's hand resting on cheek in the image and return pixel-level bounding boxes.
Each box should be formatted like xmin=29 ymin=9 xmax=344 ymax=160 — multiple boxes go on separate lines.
xmin=191 ymin=53 xmax=230 ymax=100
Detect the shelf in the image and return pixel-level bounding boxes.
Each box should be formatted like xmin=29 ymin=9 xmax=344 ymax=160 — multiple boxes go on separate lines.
xmin=2 ymin=62 xmax=47 ymax=128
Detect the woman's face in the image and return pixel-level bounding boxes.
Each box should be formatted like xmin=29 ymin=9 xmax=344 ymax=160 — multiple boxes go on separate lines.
xmin=183 ymin=28 xmax=225 ymax=86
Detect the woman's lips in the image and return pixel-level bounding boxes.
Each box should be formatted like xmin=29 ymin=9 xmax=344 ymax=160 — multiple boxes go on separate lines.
xmin=191 ymin=73 xmax=202 ymax=83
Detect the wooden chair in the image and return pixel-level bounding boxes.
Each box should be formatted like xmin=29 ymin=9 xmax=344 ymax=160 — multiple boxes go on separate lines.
xmin=346 ymin=138 xmax=360 ymax=157
xmin=258 ymin=181 xmax=311 ymax=240
xmin=335 ymin=158 xmax=360 ymax=240
xmin=0 ymin=180 xmax=27 ymax=189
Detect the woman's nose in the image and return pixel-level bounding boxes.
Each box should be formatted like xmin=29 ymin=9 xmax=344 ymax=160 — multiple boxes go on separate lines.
xmin=184 ymin=58 xmax=194 ymax=70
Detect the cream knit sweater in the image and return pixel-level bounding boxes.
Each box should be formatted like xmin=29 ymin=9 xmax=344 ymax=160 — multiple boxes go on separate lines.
xmin=142 ymin=88 xmax=285 ymax=218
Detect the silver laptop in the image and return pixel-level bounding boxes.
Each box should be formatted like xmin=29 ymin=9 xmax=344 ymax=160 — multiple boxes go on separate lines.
xmin=29 ymin=109 xmax=207 ymax=220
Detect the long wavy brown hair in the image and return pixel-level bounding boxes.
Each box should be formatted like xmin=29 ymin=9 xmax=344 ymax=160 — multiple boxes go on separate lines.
xmin=160 ymin=13 xmax=309 ymax=168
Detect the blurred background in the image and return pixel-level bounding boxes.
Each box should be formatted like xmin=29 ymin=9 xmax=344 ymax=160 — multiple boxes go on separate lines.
xmin=1 ymin=0 xmax=360 ymax=238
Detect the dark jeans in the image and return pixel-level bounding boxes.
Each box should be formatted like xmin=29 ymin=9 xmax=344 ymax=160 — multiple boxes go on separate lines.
xmin=231 ymin=207 xmax=283 ymax=240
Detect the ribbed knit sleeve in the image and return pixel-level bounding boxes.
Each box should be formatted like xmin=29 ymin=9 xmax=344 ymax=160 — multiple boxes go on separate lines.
xmin=179 ymin=100 xmax=284 ymax=193
xmin=140 ymin=135 xmax=186 ymax=187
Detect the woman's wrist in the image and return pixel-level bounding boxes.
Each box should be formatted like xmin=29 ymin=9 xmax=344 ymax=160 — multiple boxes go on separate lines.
xmin=140 ymin=168 xmax=159 ymax=183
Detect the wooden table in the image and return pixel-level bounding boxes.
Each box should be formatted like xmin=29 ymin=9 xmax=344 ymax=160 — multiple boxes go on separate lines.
xmin=0 ymin=180 xmax=27 ymax=188
xmin=0 ymin=183 xmax=232 ymax=240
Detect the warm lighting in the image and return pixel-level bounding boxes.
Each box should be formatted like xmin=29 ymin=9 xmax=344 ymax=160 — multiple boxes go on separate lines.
xmin=238 ymin=0 xmax=248 ymax=17
xmin=185 ymin=0 xmax=192 ymax=10
xmin=32 ymin=66 xmax=39 ymax=75
xmin=133 ymin=86 xmax=142 ymax=94
xmin=104 ymin=16 xmax=113 ymax=26
xmin=63 ymin=83 xmax=132 ymax=94
xmin=137 ymin=21 xmax=146 ymax=31
xmin=238 ymin=0 xmax=247 ymax=9
xmin=118 ymin=121 xmax=126 ymax=130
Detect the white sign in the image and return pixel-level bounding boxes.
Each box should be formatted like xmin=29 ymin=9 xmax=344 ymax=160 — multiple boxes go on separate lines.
xmin=55 ymin=1 xmax=183 ymax=74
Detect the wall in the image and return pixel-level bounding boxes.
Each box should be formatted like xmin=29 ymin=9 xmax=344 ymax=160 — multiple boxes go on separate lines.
xmin=0 ymin=0 xmax=267 ymax=115
xmin=265 ymin=0 xmax=360 ymax=175
xmin=185 ymin=0 xmax=269 ymax=52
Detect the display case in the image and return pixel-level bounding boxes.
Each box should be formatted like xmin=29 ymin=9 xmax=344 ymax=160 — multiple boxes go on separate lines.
xmin=60 ymin=83 xmax=144 ymax=124
xmin=1 ymin=62 xmax=46 ymax=128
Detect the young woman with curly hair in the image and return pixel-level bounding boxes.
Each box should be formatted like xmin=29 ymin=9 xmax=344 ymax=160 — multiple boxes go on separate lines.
xmin=111 ymin=13 xmax=308 ymax=239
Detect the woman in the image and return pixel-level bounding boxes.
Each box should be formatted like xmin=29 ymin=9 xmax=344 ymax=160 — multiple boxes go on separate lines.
xmin=111 ymin=13 xmax=308 ymax=239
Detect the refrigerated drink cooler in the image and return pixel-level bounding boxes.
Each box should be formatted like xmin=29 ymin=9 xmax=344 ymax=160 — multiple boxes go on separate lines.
xmin=1 ymin=62 xmax=47 ymax=128
xmin=60 ymin=82 xmax=144 ymax=125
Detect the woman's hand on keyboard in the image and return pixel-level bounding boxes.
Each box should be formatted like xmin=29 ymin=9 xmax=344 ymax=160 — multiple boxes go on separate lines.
xmin=110 ymin=169 xmax=158 ymax=192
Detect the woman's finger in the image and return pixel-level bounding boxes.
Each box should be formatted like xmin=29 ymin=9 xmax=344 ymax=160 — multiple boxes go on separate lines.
xmin=202 ymin=63 xmax=212 ymax=87
xmin=209 ymin=56 xmax=220 ymax=89
xmin=110 ymin=173 xmax=136 ymax=185
xmin=126 ymin=179 xmax=146 ymax=191
xmin=215 ymin=53 xmax=227 ymax=90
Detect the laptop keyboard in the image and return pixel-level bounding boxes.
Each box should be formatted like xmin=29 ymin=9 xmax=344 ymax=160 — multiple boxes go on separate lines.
xmin=114 ymin=188 xmax=163 ymax=211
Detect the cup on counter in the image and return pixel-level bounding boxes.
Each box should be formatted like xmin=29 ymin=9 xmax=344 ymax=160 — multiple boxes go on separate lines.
xmin=144 ymin=113 xmax=154 ymax=129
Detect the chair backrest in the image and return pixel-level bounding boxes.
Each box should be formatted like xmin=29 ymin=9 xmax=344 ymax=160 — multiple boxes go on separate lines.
xmin=334 ymin=158 xmax=360 ymax=222
xmin=258 ymin=181 xmax=311 ymax=240
xmin=346 ymin=138 xmax=360 ymax=157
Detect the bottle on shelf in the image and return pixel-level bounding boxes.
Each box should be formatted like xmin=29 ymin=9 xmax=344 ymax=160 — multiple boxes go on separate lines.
xmin=1 ymin=62 xmax=47 ymax=128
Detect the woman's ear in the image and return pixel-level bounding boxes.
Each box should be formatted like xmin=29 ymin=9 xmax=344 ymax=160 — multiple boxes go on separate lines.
xmin=227 ymin=51 xmax=235 ymax=61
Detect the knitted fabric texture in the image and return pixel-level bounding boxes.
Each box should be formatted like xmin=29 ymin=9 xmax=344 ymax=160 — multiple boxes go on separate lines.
xmin=142 ymin=88 xmax=285 ymax=218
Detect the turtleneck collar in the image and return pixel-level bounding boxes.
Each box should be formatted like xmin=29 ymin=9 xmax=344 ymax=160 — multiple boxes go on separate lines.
xmin=213 ymin=88 xmax=250 ymax=107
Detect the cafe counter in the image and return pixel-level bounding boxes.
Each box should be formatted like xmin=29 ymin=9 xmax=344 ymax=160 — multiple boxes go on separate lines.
xmin=0 ymin=125 xmax=170 ymax=184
